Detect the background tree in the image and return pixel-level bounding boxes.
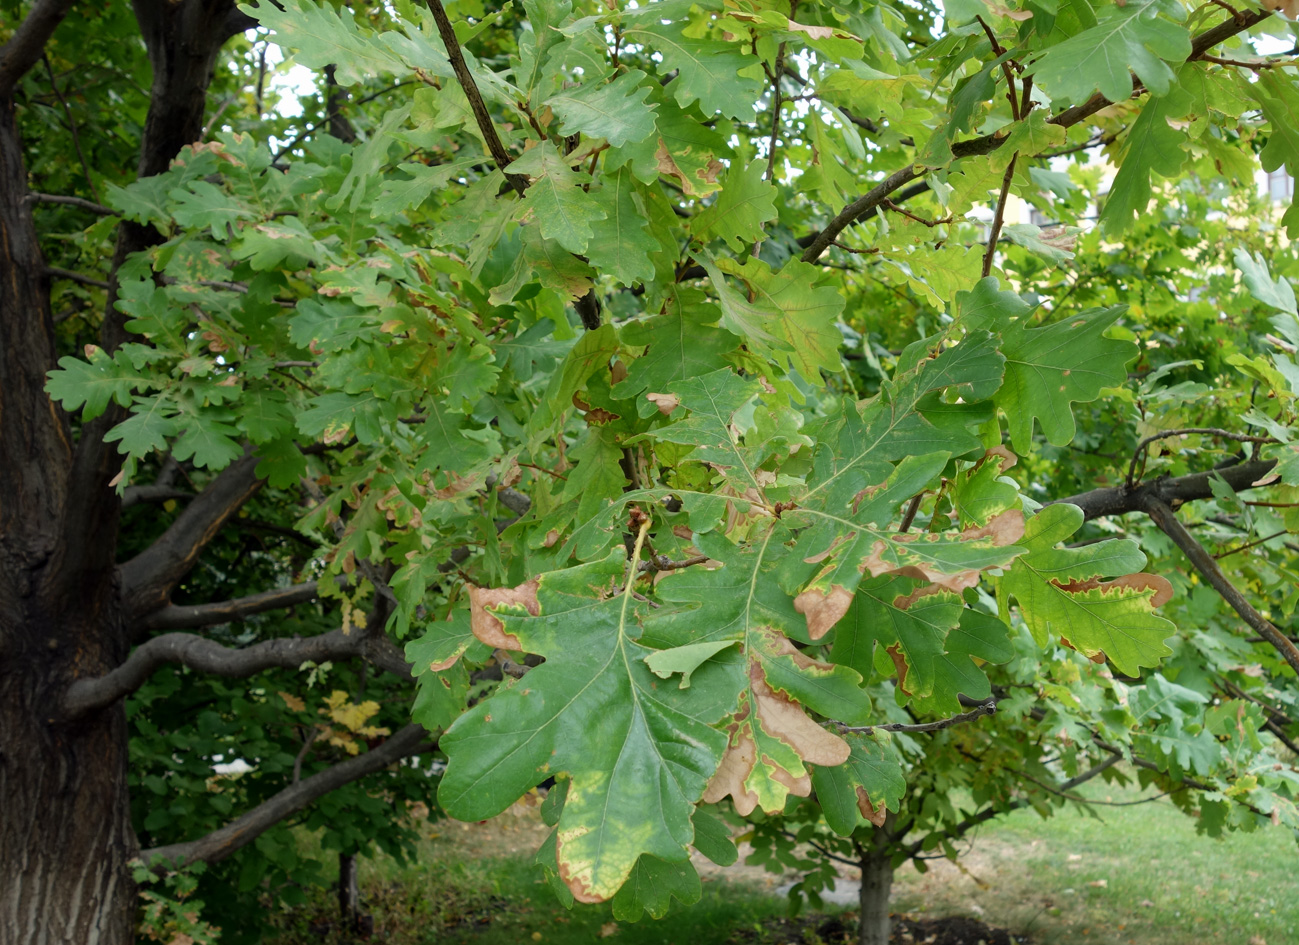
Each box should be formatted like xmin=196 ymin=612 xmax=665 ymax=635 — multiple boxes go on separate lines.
xmin=4 ymin=1 xmax=1299 ymax=944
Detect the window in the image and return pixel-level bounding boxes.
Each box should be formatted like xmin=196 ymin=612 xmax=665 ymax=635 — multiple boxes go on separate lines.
xmin=1029 ymin=206 xmax=1056 ymax=228
xmin=1268 ymin=168 xmax=1293 ymax=203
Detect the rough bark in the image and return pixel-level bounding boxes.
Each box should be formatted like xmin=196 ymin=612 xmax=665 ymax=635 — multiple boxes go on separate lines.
xmin=0 ymin=4 xmax=252 ymax=943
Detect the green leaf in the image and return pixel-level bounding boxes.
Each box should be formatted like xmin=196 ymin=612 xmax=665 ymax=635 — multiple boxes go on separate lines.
xmin=613 ymin=288 xmax=739 ymax=414
xmin=245 ymin=0 xmax=412 ymax=85
xmin=644 ymin=640 xmax=739 ymax=689
xmin=610 ymin=856 xmax=701 ymax=921
xmin=548 ymin=70 xmax=658 ymax=148
xmin=708 ymin=256 xmax=845 ymax=379
xmin=585 ymin=167 xmax=662 ymax=287
xmin=508 ymin=142 xmax=606 ymax=254
xmin=690 ymin=807 xmax=737 ymax=866
xmin=809 ymin=733 xmax=906 ymax=836
xmin=647 ymin=368 xmax=762 ymax=491
xmin=1002 ymin=505 xmax=1175 ymax=675
xmin=45 ymin=354 xmax=138 ymax=422
xmin=958 ymin=280 xmax=1135 ymax=452
xmin=623 ymin=22 xmax=763 ymax=119
xmin=1100 ymin=80 xmax=1192 ymax=234
xmin=173 ymin=415 xmax=243 ymax=470
xmin=1031 ymin=0 xmax=1190 ymax=105
xmin=691 ymin=160 xmax=778 ymax=252
xmin=439 ymin=551 xmax=733 ymax=903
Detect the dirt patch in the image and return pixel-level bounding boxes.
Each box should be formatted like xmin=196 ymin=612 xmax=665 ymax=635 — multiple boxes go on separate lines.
xmin=728 ymin=912 xmax=1027 ymax=944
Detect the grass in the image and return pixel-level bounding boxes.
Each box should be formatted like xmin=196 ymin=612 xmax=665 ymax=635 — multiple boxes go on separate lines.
xmin=265 ymin=774 xmax=1299 ymax=945
xmin=890 ymin=777 xmax=1299 ymax=945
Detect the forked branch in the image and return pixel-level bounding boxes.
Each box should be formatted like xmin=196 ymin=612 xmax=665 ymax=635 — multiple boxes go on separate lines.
xmin=61 ymin=626 xmax=413 ymax=718
xmin=1140 ymin=496 xmax=1299 ymax=677
xmin=119 ymin=452 xmax=266 ymax=619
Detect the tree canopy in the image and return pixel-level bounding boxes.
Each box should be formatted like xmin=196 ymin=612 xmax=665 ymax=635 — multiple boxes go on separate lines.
xmin=4 ymin=0 xmax=1299 ymax=942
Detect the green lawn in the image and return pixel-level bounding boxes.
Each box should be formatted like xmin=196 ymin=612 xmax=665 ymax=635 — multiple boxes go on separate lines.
xmin=891 ymin=780 xmax=1298 ymax=945
xmin=267 ymin=777 xmax=1298 ymax=945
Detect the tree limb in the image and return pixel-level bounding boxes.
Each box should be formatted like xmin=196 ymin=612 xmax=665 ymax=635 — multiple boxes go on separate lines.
xmin=138 ymin=723 xmax=430 ymax=869
xmin=0 ymin=0 xmax=77 ymax=96
xmin=799 ymin=10 xmax=1272 ymax=265
xmin=1139 ymin=496 xmax=1299 ymax=677
xmin=61 ymin=625 xmax=413 ymax=718
xmin=1052 ymin=458 xmax=1278 ymax=521
xmin=138 ymin=581 xmax=325 ymax=631
xmin=119 ymin=452 xmax=266 ymax=619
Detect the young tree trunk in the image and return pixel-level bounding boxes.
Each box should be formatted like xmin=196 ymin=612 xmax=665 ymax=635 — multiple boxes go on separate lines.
xmin=339 ymin=851 xmax=360 ymax=927
xmin=857 ymin=847 xmax=894 ymax=945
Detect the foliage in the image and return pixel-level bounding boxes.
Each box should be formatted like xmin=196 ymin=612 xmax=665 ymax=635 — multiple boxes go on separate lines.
xmin=20 ymin=0 xmax=1299 ymax=937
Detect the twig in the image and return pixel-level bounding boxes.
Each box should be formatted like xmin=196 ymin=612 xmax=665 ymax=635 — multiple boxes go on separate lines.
xmin=800 ymin=11 xmax=1273 ymax=266
xmin=882 ymin=200 xmax=952 ymax=227
xmin=1200 ymin=53 xmax=1296 ymax=70
xmin=983 ymin=154 xmax=1017 ymax=277
xmin=1141 ymin=496 xmax=1299 ymax=677
xmin=42 ymin=52 xmax=100 ymax=204
xmin=271 ymin=82 xmax=414 ymax=162
xmin=292 ymin=726 xmax=320 ymax=785
xmin=836 ymin=700 xmax=996 ymax=735
xmin=424 ymin=0 xmax=529 ymax=196
xmin=26 ymin=192 xmax=117 ymax=215
xmin=1126 ymin=427 xmax=1273 ymax=488
xmin=201 ymin=96 xmax=234 ymax=141
xmin=975 ymin=16 xmax=1020 ymax=120
xmin=1214 ymin=529 xmax=1288 ymax=560
xmin=898 ymin=493 xmax=924 ymax=533
xmin=638 ymin=554 xmax=709 ymax=573
xmin=46 ymin=266 xmax=110 ymax=289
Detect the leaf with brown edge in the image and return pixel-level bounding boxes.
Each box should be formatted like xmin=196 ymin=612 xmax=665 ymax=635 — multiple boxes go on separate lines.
xmin=406 ymin=609 xmax=491 ymax=673
xmin=467 ymin=579 xmax=538 ymax=650
xmin=1002 ymin=504 xmax=1175 ymax=675
xmin=643 ymin=530 xmax=869 ymax=814
xmin=786 ymin=451 xmax=1024 ymax=638
xmin=809 ymin=732 xmax=907 ymax=836
xmin=830 ymin=575 xmax=1013 ymax=713
xmin=440 ymin=552 xmax=735 ymax=906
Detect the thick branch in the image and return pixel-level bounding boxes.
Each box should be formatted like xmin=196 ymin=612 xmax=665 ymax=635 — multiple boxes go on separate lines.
xmin=62 ymin=625 xmax=412 ymax=717
xmin=138 ymin=582 xmax=324 ymax=631
xmin=1140 ymin=497 xmax=1299 ymax=677
xmin=119 ymin=452 xmax=266 ymax=618
xmin=1053 ymin=458 xmax=1278 ymax=521
xmin=800 ymin=11 xmax=1272 ymax=265
xmin=139 ymin=723 xmax=429 ymax=869
xmin=0 ymin=0 xmax=77 ymax=95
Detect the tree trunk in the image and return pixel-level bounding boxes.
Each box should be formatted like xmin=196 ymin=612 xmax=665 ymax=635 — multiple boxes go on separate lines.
xmin=857 ymin=847 xmax=894 ymax=945
xmin=1 ymin=4 xmax=247 ymax=942
xmin=0 ymin=81 xmax=136 ymax=945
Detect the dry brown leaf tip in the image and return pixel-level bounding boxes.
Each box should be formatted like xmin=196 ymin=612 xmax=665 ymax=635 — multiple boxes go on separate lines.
xmin=751 ymin=671 xmax=850 ymax=767
xmin=646 ymin=392 xmax=680 ymax=415
xmin=468 ymin=579 xmax=540 ymax=650
xmin=856 ymin=787 xmax=888 ymax=827
xmin=793 ymin=584 xmax=854 ymax=639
